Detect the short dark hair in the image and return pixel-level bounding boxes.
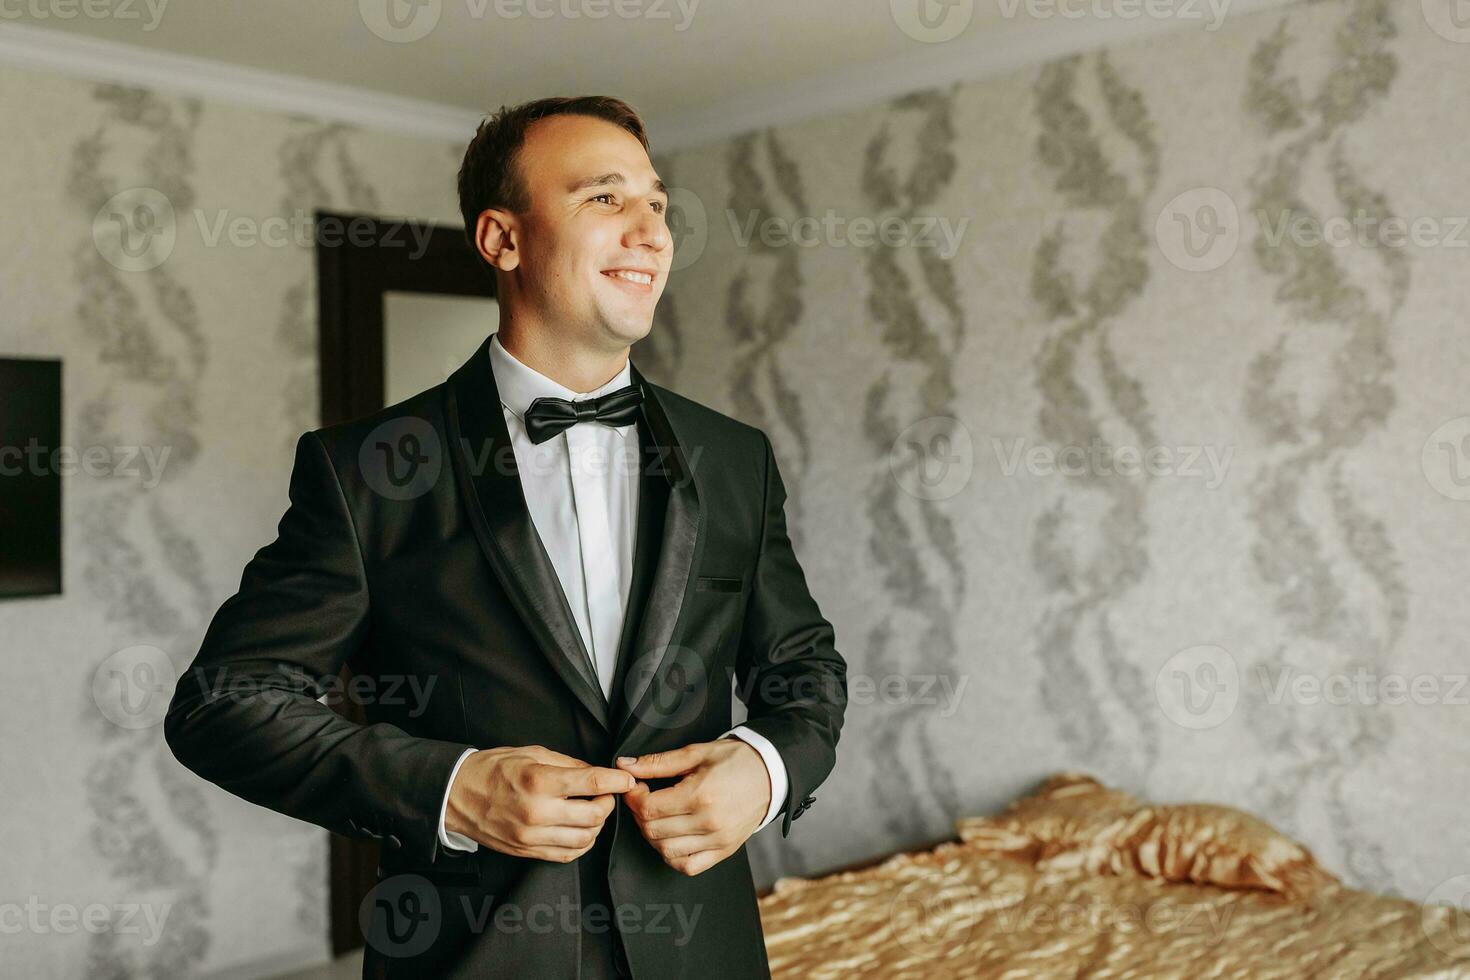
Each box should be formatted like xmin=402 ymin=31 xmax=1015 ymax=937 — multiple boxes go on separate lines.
xmin=456 ymin=95 xmax=650 ymax=264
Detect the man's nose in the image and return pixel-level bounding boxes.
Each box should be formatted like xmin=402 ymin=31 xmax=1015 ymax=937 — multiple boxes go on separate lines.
xmin=626 ymin=205 xmax=671 ymax=253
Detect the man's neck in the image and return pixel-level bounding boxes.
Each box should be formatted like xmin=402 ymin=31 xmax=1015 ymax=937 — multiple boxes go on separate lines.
xmin=495 ymin=323 xmax=629 ymax=394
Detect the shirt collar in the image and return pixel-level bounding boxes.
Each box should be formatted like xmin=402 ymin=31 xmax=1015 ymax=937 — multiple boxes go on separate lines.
xmin=488 ymin=331 xmax=635 ymax=428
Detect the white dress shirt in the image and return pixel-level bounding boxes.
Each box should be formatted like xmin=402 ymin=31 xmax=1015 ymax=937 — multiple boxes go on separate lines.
xmin=438 ymin=332 xmax=788 ymax=852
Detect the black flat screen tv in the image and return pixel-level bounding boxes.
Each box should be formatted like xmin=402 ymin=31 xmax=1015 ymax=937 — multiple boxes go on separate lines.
xmin=1 ymin=358 xmax=62 ymax=598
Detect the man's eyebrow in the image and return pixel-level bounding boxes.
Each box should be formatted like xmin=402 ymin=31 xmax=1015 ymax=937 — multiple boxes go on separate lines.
xmin=569 ymin=172 xmax=668 ymax=197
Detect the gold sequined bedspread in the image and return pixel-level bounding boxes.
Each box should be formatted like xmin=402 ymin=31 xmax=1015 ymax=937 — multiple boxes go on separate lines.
xmin=757 ymin=775 xmax=1470 ymax=979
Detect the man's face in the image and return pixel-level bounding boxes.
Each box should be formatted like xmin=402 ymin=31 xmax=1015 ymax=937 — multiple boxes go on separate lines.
xmin=498 ymin=114 xmax=672 ymax=352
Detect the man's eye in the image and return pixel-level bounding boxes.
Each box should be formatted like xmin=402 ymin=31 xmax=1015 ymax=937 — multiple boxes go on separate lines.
xmin=591 ymin=194 xmax=664 ymax=214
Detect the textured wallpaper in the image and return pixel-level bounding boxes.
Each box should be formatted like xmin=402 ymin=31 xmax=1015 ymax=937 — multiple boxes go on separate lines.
xmin=645 ymin=0 xmax=1470 ymax=918
xmin=0 ymin=66 xmax=464 ymax=978
xmin=3 ymin=0 xmax=1469 ymax=975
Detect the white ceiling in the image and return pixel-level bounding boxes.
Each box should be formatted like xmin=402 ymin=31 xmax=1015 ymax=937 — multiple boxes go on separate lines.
xmin=0 ymin=0 xmax=1298 ymax=151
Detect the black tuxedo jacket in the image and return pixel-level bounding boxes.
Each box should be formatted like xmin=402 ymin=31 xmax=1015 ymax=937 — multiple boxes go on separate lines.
xmin=164 ymin=335 xmax=848 ymax=979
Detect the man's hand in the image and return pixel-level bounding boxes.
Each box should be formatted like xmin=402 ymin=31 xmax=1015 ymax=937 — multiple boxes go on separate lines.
xmin=445 ymin=745 xmax=635 ymax=862
xmin=615 ymin=740 xmax=771 ymax=877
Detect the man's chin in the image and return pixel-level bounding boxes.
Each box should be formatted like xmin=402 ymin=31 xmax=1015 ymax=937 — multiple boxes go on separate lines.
xmin=604 ymin=317 xmax=655 ymax=349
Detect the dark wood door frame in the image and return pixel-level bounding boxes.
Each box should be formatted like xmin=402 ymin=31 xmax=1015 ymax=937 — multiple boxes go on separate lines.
xmin=317 ymin=209 xmax=497 ymax=427
xmin=314 ymin=209 xmax=496 ymax=956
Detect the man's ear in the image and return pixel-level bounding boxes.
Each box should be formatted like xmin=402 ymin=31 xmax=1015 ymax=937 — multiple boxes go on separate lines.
xmin=474 ymin=209 xmax=518 ymax=272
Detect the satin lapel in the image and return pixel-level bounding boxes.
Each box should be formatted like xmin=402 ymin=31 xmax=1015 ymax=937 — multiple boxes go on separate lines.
xmin=607 ymin=414 xmax=667 ymax=740
xmin=613 ymin=360 xmax=703 ymax=747
xmin=444 ymin=336 xmax=610 ymax=732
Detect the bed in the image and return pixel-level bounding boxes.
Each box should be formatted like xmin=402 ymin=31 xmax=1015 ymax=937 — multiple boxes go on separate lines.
xmin=757 ymin=774 xmax=1470 ymax=978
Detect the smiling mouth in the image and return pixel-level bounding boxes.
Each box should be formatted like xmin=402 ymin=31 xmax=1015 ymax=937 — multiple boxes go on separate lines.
xmin=601 ymin=269 xmax=656 ymax=293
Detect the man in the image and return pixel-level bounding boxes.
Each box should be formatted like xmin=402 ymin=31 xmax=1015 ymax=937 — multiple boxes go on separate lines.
xmin=164 ymin=95 xmax=847 ymax=979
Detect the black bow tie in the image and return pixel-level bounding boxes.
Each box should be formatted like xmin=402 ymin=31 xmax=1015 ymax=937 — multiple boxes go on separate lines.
xmin=522 ymin=383 xmax=645 ymax=445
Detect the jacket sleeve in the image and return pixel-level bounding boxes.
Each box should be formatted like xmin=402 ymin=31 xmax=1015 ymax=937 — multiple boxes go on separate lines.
xmin=731 ymin=431 xmax=848 ymax=837
xmin=163 ymin=430 xmax=474 ymax=864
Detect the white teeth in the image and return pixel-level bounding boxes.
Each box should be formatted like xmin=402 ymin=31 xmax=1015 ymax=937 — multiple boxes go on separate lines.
xmin=607 ymin=270 xmax=652 ymax=285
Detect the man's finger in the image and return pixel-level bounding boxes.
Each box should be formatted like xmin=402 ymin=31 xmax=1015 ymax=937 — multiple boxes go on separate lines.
xmin=519 ymin=845 xmax=596 ymax=863
xmin=616 ymin=744 xmax=707 ymax=778
xmin=542 ymin=794 xmax=617 ymax=828
xmin=651 ymin=834 xmax=719 ymax=860
xmin=638 ymin=812 xmax=714 ymax=841
xmin=667 ymin=847 xmax=726 ymax=877
xmin=539 ymin=764 xmax=636 ymax=798
xmin=623 ymin=780 xmax=650 ymax=813
xmin=517 ymin=823 xmax=603 ymax=849
xmin=625 ymin=779 xmax=699 ymax=821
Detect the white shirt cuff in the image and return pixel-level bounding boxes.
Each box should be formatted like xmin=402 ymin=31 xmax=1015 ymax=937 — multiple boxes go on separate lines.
xmin=438 ymin=747 xmax=480 ymax=852
xmin=723 ymin=725 xmax=788 ymax=832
